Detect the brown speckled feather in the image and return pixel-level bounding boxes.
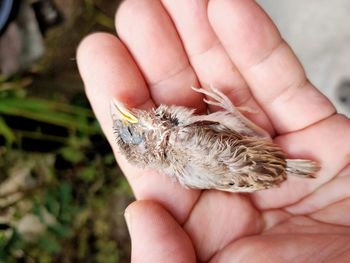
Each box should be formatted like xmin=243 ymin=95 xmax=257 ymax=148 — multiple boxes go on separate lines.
xmin=111 ymin=87 xmax=319 ymax=193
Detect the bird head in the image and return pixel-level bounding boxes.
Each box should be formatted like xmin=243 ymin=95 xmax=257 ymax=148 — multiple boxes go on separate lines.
xmin=110 ymin=99 xmax=161 ymax=167
xmin=110 ymin=98 xmax=144 ymax=144
xmin=110 ymin=99 xmax=185 ymax=167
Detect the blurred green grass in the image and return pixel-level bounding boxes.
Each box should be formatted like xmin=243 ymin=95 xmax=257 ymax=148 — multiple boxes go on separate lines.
xmin=0 ymin=1 xmax=134 ymax=262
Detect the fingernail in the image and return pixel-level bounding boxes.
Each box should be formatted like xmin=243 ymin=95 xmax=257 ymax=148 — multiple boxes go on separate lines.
xmin=124 ymin=209 xmax=132 ymax=235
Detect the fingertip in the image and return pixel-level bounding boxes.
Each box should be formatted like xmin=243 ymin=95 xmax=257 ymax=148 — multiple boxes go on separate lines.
xmin=124 ymin=200 xmax=161 ymax=237
xmin=77 ymin=32 xmax=118 ymax=71
xmin=76 ymin=32 xmax=123 ymax=98
xmin=77 ymin=31 xmax=152 ymax=108
xmin=125 ymin=200 xmax=196 ymax=263
xmin=115 ymin=0 xmax=144 ymax=33
xmin=124 ymin=200 xmax=164 ymax=219
xmin=124 ymin=200 xmax=187 ymax=234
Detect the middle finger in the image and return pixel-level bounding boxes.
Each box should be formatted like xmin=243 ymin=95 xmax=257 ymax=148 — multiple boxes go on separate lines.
xmin=116 ymin=0 xmax=205 ymax=111
xmin=161 ymin=0 xmax=274 ymax=134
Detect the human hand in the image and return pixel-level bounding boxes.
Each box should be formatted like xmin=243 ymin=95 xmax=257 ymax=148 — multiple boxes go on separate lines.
xmin=77 ymin=0 xmax=350 ymax=262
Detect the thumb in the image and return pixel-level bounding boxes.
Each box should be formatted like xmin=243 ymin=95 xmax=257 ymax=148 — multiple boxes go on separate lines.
xmin=124 ymin=200 xmax=196 ymax=263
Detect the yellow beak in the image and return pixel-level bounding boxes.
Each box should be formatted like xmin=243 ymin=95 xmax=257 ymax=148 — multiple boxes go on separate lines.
xmin=110 ymin=98 xmax=138 ymax=124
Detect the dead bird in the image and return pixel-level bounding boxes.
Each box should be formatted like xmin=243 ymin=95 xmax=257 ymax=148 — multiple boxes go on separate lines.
xmin=111 ymin=87 xmax=319 ymax=192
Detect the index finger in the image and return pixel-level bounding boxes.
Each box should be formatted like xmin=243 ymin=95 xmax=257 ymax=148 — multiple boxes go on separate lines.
xmin=77 ymin=33 xmax=200 ymax=223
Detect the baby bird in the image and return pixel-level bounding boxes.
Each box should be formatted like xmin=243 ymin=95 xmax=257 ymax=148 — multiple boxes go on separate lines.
xmin=111 ymin=87 xmax=319 ymax=192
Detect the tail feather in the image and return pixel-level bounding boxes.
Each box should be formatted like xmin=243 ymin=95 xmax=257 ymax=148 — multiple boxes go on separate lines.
xmin=286 ymin=159 xmax=320 ymax=178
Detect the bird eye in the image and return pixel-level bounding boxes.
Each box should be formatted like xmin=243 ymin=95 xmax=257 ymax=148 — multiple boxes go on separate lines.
xmin=119 ymin=125 xmax=143 ymax=145
xmin=127 ymin=126 xmax=133 ymax=134
xmin=113 ymin=120 xmax=143 ymax=145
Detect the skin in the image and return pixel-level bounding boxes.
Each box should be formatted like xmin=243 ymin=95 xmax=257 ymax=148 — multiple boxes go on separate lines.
xmin=77 ymin=0 xmax=350 ymax=262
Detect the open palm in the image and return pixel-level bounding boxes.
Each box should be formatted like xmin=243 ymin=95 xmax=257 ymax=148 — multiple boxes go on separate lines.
xmin=77 ymin=0 xmax=350 ymax=262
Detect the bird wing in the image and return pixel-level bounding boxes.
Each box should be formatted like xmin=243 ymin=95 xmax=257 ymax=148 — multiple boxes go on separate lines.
xmin=191 ymin=87 xmax=270 ymax=139
xmin=187 ymin=111 xmax=269 ymax=139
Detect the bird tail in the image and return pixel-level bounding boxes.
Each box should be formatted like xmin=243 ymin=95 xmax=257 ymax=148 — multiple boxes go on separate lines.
xmin=286 ymin=159 xmax=320 ymax=178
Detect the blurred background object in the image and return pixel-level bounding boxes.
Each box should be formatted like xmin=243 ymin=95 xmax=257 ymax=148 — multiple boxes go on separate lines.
xmin=0 ymin=1 xmax=133 ymax=262
xmin=0 ymin=0 xmax=63 ymax=76
xmin=0 ymin=1 xmax=349 ymax=262
xmin=0 ymin=0 xmax=19 ymax=34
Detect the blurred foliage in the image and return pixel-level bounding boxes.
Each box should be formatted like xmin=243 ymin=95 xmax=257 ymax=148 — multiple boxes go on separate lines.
xmin=0 ymin=0 xmax=133 ymax=262
xmin=0 ymin=76 xmax=133 ymax=263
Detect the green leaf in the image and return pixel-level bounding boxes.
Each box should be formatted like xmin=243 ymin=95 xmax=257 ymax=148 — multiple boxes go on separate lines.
xmin=0 ymin=116 xmax=15 ymax=145
xmin=117 ymin=177 xmax=133 ymax=196
xmin=37 ymin=235 xmax=61 ymax=254
xmin=79 ymin=167 xmax=96 ymax=182
xmin=60 ymin=147 xmax=84 ymax=163
xmin=47 ymin=223 xmax=70 ymax=238
xmin=0 ymin=231 xmax=6 ymax=248
xmin=45 ymin=193 xmax=60 ymax=218
xmin=58 ymin=183 xmax=72 ymax=207
xmin=0 ymin=97 xmax=98 ymax=134
xmin=103 ymin=154 xmax=115 ymax=165
xmin=95 ymin=13 xmax=114 ymax=29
